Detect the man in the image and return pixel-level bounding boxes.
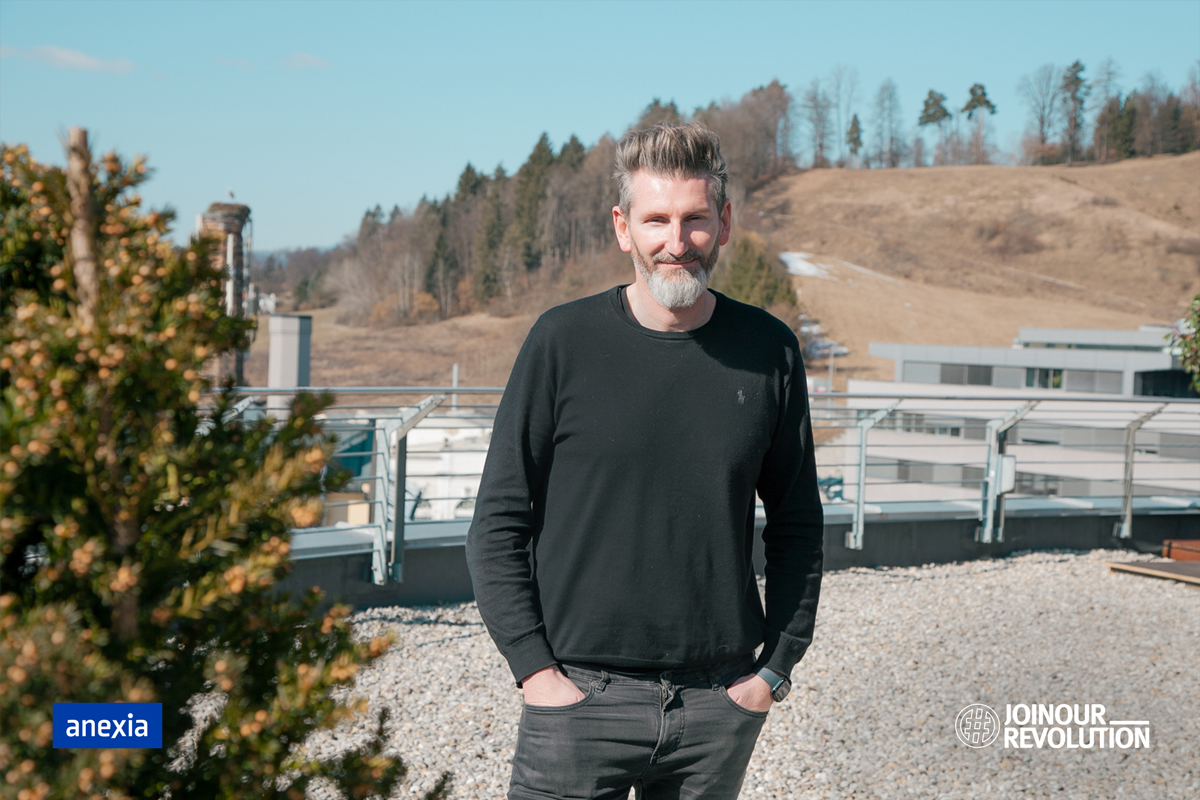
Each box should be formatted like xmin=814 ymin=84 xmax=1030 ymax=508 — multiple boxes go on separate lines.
xmin=466 ymin=123 xmax=823 ymax=799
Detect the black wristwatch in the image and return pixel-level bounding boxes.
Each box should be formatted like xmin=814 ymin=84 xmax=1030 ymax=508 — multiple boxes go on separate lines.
xmin=755 ymin=667 xmax=792 ymax=702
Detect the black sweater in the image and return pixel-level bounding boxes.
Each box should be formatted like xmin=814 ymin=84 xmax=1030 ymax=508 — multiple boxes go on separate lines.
xmin=465 ymin=287 xmax=823 ymax=684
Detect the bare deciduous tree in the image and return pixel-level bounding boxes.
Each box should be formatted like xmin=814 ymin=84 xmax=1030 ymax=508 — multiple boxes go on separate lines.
xmin=694 ymin=80 xmax=795 ymax=187
xmin=1019 ymin=64 xmax=1061 ymax=164
xmin=829 ymin=64 xmax=859 ymax=166
xmin=337 ymin=205 xmax=429 ymax=323
xmin=1182 ymin=61 xmax=1200 ymax=153
xmin=1133 ymin=72 xmax=1169 ymax=156
xmin=540 ymin=135 xmax=618 ymax=263
xmin=872 ymin=79 xmax=904 ymax=168
xmin=1090 ymin=58 xmax=1122 ymax=162
xmin=910 ymin=136 xmax=926 ymax=167
xmin=800 ymin=78 xmax=834 ymax=167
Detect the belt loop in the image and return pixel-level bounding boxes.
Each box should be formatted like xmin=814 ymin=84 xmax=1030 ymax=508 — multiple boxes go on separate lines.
xmin=595 ymin=669 xmax=610 ymax=692
xmin=708 ymin=665 xmax=721 ymax=691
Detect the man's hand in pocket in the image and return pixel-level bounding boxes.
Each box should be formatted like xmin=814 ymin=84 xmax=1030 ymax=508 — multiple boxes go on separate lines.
xmin=521 ymin=665 xmax=586 ymax=707
xmin=725 ymin=673 xmax=774 ymax=713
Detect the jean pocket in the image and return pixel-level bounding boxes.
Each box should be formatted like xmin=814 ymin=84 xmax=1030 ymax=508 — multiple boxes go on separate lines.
xmin=718 ymin=685 xmax=771 ymax=719
xmin=522 ymin=677 xmax=596 ymax=713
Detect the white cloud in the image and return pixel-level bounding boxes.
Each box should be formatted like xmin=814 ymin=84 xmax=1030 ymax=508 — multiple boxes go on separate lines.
xmin=0 ymin=45 xmax=133 ymax=74
xmin=279 ymin=52 xmax=330 ymax=70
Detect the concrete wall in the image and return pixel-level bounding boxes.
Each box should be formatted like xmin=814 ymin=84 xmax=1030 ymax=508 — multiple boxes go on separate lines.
xmin=812 ymin=513 xmax=1197 ymax=572
xmin=279 ymin=544 xmax=476 ymax=608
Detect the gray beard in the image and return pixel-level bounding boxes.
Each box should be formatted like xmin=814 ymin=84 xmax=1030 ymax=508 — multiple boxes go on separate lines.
xmin=631 ymin=241 xmax=719 ymax=310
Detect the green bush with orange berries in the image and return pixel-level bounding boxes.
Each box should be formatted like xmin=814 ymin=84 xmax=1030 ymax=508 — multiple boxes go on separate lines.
xmin=1172 ymin=294 xmax=1200 ymax=392
xmin=0 ymin=136 xmax=449 ymax=799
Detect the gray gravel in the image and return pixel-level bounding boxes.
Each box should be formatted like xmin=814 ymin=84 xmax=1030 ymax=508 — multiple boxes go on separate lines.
xmin=313 ymin=549 xmax=1199 ymax=799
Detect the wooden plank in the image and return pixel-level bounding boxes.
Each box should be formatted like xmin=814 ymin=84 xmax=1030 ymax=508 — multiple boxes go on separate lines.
xmin=1163 ymin=540 xmax=1200 ymax=562
xmin=1107 ymin=561 xmax=1200 ymax=586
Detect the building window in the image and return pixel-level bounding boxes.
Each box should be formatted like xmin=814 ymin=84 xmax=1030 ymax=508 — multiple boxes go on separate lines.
xmin=967 ymin=365 xmax=993 ymax=386
xmin=902 ymin=362 xmax=940 ymax=383
xmin=993 ymin=367 xmax=1025 ymax=388
xmin=1134 ymin=370 xmax=1197 ymax=398
xmin=940 ymin=364 xmax=968 ymax=385
xmin=936 ymin=364 xmax=993 ymax=386
xmin=1064 ymin=369 xmax=1123 ymax=394
xmin=1026 ymin=368 xmax=1062 ymax=389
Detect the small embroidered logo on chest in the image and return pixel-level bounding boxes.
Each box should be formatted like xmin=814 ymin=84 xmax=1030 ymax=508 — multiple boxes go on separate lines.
xmin=737 ymin=389 xmax=745 ymax=405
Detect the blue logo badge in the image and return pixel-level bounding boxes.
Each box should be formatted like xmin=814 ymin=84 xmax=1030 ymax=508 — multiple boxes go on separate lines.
xmin=53 ymin=703 xmax=163 ymax=748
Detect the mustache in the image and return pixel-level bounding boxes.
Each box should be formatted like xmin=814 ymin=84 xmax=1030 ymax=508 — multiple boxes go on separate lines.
xmin=651 ymin=249 xmax=707 ymax=265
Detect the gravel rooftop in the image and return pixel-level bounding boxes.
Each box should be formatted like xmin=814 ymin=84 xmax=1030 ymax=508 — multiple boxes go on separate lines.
xmin=316 ymin=549 xmax=1199 ymax=799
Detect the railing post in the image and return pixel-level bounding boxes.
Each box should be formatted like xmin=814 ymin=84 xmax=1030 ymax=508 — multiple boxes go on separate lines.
xmin=847 ymin=401 xmax=899 ymax=550
xmin=979 ymin=401 xmax=1038 ymax=544
xmin=1117 ymin=404 xmax=1166 ymax=539
xmin=381 ymin=394 xmax=445 ymax=582
xmin=391 ymin=434 xmax=407 ymax=582
xmin=368 ymin=419 xmax=392 ymax=586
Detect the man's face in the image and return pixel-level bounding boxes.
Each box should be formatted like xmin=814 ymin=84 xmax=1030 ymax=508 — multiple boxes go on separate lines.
xmin=613 ymin=171 xmax=732 ymax=310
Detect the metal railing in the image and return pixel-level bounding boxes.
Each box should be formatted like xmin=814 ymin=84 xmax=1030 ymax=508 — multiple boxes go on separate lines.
xmin=214 ymin=386 xmax=1198 ymax=581
xmin=812 ymin=391 xmax=1197 ymax=549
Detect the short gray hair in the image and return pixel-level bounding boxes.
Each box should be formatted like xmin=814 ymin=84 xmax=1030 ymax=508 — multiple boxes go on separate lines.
xmin=614 ymin=123 xmax=728 ymax=216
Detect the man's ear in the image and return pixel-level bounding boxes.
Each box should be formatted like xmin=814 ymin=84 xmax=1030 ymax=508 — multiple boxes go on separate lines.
xmin=718 ymin=199 xmax=733 ymax=246
xmin=613 ymin=205 xmax=633 ymax=253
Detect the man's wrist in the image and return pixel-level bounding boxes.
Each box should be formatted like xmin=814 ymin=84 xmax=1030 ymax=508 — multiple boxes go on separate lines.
xmin=754 ymin=666 xmax=792 ymax=702
xmin=517 ymin=663 xmax=560 ymax=688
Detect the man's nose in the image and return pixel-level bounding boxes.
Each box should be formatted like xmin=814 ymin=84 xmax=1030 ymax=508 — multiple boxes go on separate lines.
xmin=664 ymin=221 xmax=688 ymax=255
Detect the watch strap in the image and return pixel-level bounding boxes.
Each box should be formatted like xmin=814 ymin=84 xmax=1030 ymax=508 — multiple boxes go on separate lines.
xmin=755 ymin=666 xmax=786 ymax=692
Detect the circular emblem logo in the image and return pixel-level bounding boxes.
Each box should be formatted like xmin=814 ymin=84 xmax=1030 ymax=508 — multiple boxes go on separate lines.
xmin=955 ymin=704 xmax=1000 ymax=748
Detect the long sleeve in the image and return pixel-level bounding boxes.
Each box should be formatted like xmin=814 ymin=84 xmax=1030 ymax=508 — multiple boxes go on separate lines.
xmin=754 ymin=347 xmax=824 ymax=679
xmin=465 ymin=320 xmax=559 ymax=685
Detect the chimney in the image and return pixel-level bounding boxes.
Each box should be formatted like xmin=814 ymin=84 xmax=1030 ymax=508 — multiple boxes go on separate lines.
xmin=267 ymin=314 xmax=311 ymax=418
xmin=199 ymin=202 xmax=251 ymax=383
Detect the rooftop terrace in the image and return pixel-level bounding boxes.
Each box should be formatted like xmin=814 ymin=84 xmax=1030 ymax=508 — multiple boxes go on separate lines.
xmin=300 ymin=549 xmax=1198 ymax=799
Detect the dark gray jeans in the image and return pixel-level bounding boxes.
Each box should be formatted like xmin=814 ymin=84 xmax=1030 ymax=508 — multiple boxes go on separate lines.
xmin=509 ymin=655 xmax=768 ymax=800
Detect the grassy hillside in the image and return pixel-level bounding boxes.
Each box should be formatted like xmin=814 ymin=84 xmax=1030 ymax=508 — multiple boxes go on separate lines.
xmin=245 ymin=154 xmax=1199 ymax=390
xmin=749 ymin=152 xmax=1199 ymax=387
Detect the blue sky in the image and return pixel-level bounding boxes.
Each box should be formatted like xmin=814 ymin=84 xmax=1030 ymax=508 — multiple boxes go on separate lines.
xmin=2 ymin=0 xmax=1198 ymax=250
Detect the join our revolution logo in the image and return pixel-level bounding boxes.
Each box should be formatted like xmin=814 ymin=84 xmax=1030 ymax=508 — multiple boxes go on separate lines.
xmin=954 ymin=702 xmax=1151 ymax=750
xmin=955 ymin=704 xmax=1001 ymax=747
xmin=53 ymin=703 xmax=162 ymax=749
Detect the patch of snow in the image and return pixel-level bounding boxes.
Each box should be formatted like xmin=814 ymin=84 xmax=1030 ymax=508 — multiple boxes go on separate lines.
xmin=780 ymin=252 xmax=837 ymax=280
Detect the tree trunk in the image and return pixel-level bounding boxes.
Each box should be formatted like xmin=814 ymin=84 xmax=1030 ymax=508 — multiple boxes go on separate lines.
xmin=68 ymin=128 xmax=139 ymax=642
xmin=977 ymin=116 xmax=985 ymax=165
xmin=66 ymin=127 xmax=99 ymax=329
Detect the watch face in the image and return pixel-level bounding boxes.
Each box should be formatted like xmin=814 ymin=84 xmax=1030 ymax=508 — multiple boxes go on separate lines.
xmin=772 ymin=680 xmax=791 ymax=703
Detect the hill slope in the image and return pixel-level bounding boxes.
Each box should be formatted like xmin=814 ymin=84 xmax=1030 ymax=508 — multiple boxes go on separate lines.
xmin=246 ymin=154 xmax=1199 ymax=390
xmin=750 ymin=152 xmax=1199 ymax=386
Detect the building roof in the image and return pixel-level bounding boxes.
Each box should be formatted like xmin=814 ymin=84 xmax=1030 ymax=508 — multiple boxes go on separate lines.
xmin=1015 ymin=325 xmax=1175 ymax=350
xmin=868 ymin=342 xmax=1174 ymax=371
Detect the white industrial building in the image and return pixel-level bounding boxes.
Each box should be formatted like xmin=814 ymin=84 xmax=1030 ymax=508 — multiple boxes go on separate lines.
xmin=869 ymin=324 xmax=1192 ymax=397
